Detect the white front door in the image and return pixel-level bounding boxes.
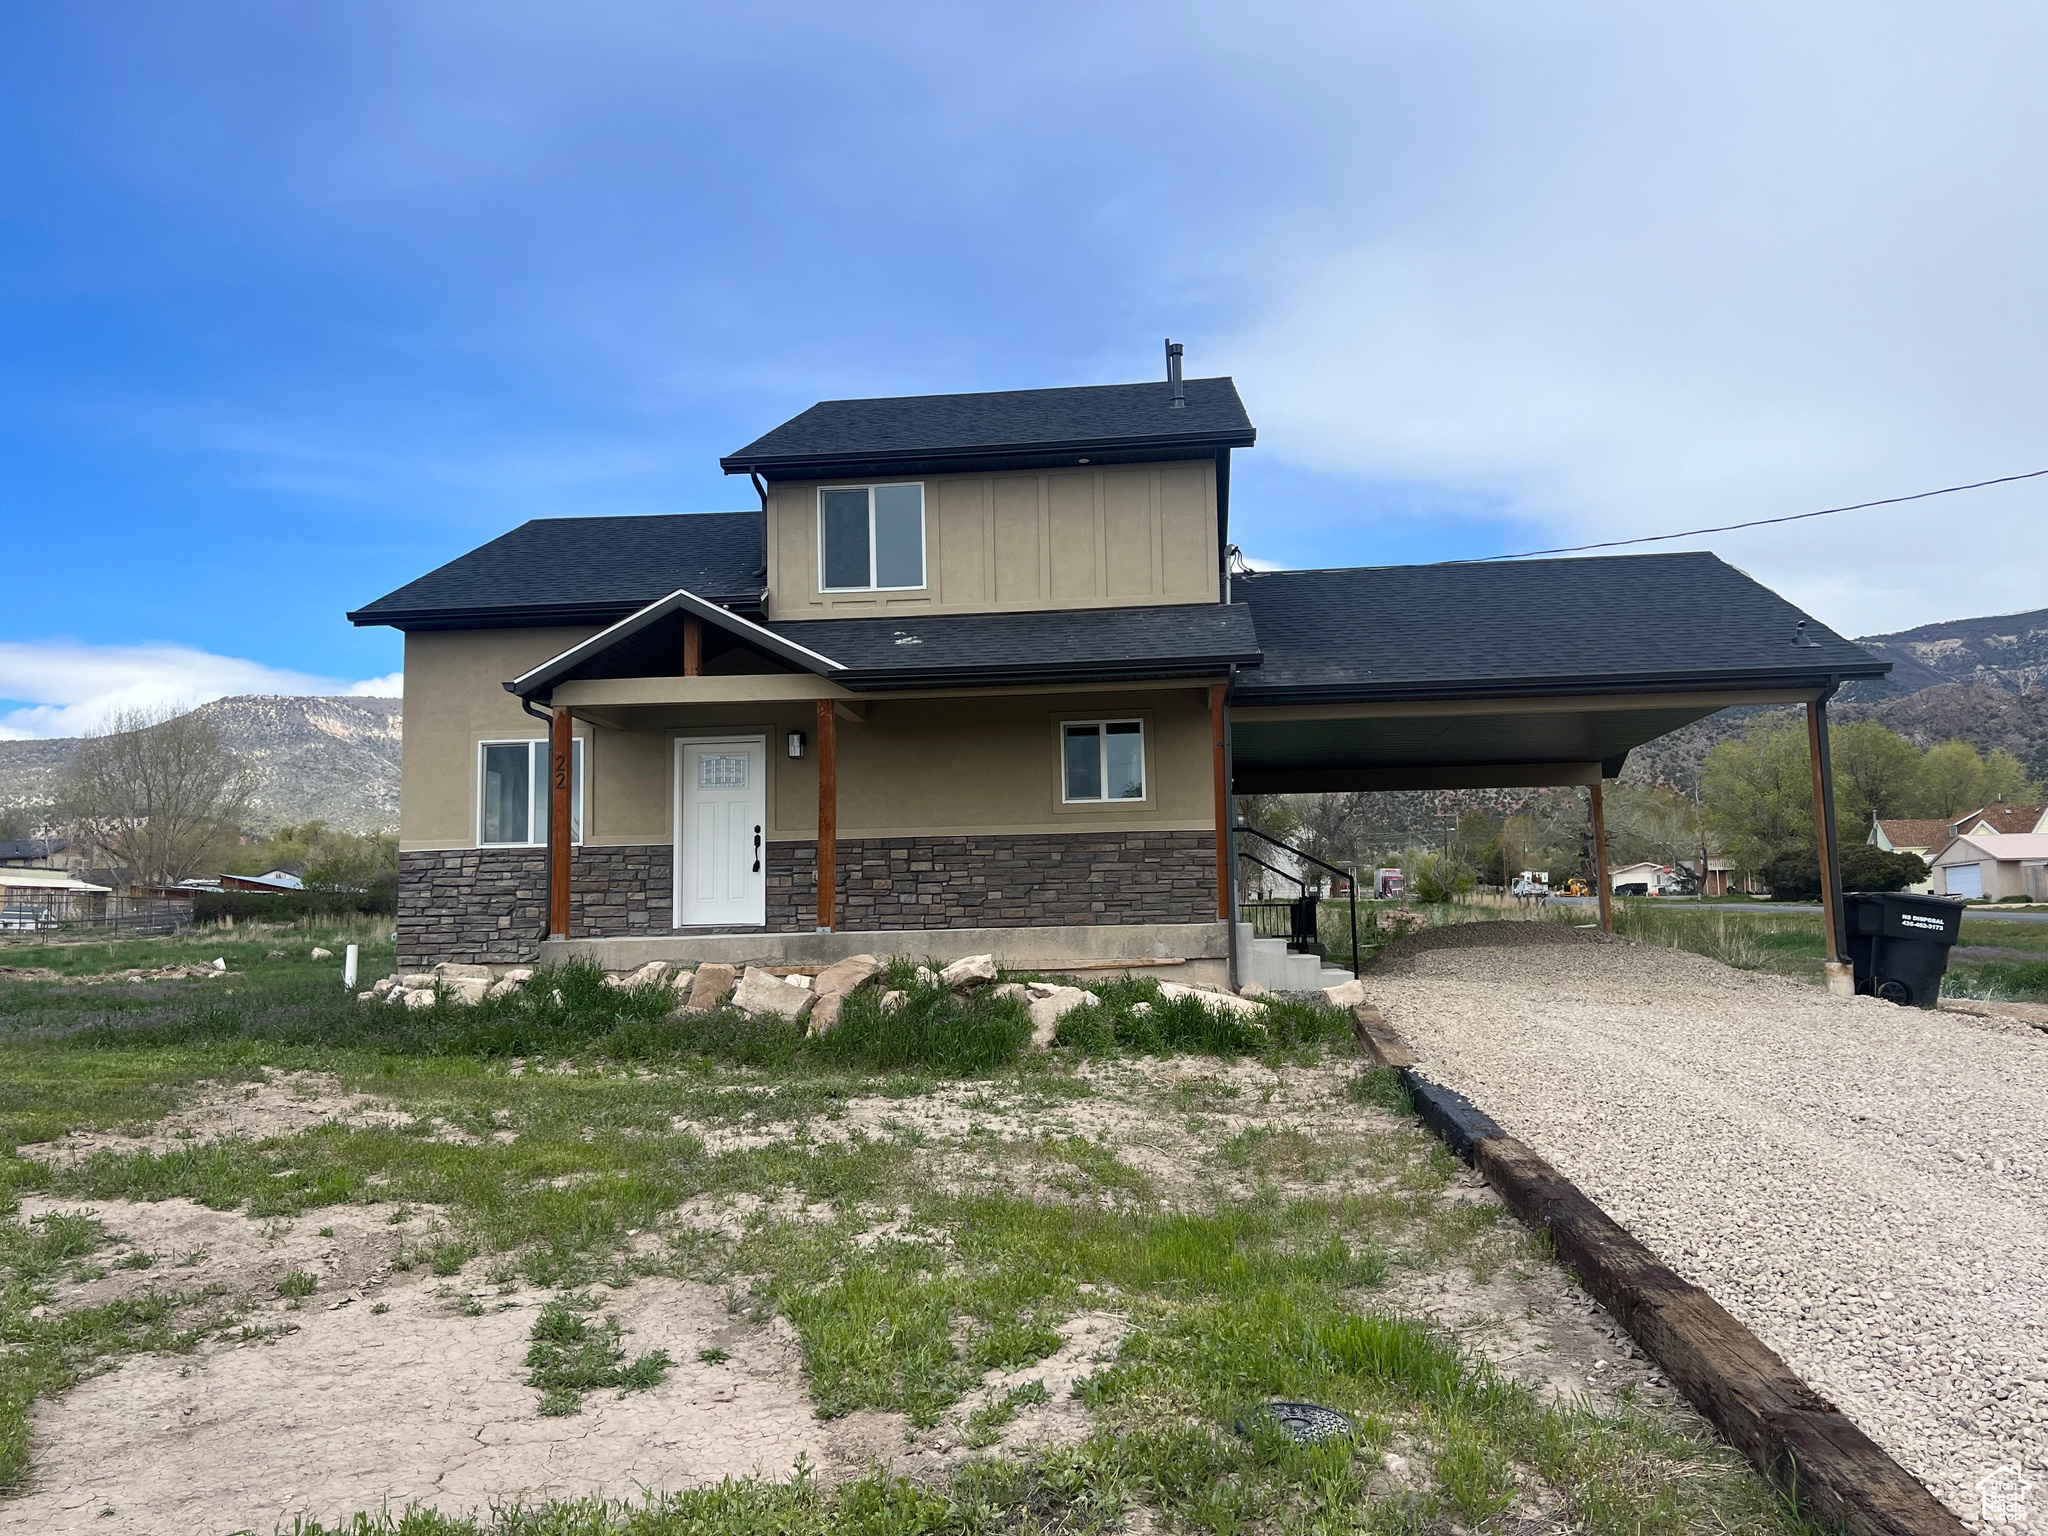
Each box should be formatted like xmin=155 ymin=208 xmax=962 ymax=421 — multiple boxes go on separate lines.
xmin=675 ymin=737 xmax=767 ymax=927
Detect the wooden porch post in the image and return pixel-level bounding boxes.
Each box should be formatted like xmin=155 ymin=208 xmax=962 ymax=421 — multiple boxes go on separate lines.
xmin=548 ymin=706 xmax=572 ymax=941
xmin=1590 ymin=779 xmax=1614 ymax=934
xmin=1807 ymin=696 xmax=1846 ymax=965
xmin=682 ymin=614 xmax=702 ymax=677
xmin=815 ymin=697 xmax=837 ymax=932
xmin=1209 ymin=682 xmax=1230 ymax=919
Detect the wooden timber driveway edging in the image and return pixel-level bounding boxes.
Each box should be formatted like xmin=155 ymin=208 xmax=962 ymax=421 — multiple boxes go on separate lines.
xmin=1350 ymin=1005 xmax=1964 ymax=1536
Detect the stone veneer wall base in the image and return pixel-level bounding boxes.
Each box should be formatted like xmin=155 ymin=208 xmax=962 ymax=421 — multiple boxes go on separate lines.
xmin=398 ymin=830 xmax=1216 ymax=969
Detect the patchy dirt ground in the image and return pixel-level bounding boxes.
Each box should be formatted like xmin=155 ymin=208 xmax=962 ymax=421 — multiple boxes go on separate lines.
xmin=16 ymin=1070 xmax=487 ymax=1167
xmin=1363 ymin=921 xmax=2048 ymax=1527
xmin=6 ymin=1048 xmax=1692 ymax=1533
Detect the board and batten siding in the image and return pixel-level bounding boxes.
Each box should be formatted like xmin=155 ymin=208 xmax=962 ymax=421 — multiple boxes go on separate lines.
xmin=766 ymin=460 xmax=1219 ymax=620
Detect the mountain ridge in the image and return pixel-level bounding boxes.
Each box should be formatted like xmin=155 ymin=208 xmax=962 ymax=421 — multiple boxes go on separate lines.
xmin=0 ymin=695 xmax=401 ymax=834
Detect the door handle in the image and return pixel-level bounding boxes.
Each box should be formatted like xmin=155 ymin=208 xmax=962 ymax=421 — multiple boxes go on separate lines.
xmin=752 ymin=825 xmax=762 ymax=873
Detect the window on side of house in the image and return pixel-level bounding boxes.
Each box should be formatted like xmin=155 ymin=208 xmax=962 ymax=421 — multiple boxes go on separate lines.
xmin=1062 ymin=720 xmax=1145 ymax=802
xmin=818 ymin=483 xmax=925 ymax=591
xmin=479 ymin=738 xmax=584 ymax=847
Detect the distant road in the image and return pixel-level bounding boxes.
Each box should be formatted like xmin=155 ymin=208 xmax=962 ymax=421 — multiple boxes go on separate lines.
xmin=1546 ymin=896 xmax=2048 ymax=925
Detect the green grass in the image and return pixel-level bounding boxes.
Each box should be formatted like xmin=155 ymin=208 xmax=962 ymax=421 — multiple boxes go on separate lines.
xmin=524 ymin=1297 xmax=672 ymax=1415
xmin=0 ymin=924 xmax=1829 ymax=1531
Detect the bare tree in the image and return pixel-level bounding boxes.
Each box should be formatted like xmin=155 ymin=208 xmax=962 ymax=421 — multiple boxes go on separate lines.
xmin=64 ymin=704 xmax=251 ymax=885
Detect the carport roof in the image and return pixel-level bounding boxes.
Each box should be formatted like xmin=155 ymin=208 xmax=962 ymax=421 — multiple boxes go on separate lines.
xmin=1226 ymin=552 xmax=1888 ymax=792
xmin=1232 ymin=552 xmax=1886 ymax=702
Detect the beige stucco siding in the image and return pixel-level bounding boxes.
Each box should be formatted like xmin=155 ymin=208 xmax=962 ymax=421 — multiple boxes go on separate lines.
xmin=402 ymin=628 xmax=1215 ymax=852
xmin=766 ymin=461 xmax=1218 ymax=620
xmin=400 ymin=627 xmax=599 ymax=851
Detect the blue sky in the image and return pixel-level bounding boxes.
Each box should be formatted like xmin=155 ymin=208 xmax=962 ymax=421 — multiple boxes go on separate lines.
xmin=4 ymin=3 xmax=2044 ymax=736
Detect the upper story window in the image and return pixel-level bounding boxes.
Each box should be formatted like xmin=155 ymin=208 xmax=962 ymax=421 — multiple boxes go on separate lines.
xmin=819 ymin=483 xmax=925 ymax=591
xmin=479 ymin=738 xmax=583 ymax=847
xmin=1062 ymin=720 xmax=1145 ymax=802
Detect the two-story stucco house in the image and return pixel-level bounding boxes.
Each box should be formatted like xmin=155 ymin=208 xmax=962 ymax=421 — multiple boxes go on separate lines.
xmin=350 ymin=358 xmax=1889 ymax=987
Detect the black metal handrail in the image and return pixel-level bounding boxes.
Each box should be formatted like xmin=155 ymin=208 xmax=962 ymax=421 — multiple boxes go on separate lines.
xmin=1234 ymin=823 xmax=1360 ymax=978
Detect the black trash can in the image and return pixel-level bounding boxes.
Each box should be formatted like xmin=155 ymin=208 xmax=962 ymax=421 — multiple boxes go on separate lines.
xmin=1843 ymin=891 xmax=1965 ymax=1008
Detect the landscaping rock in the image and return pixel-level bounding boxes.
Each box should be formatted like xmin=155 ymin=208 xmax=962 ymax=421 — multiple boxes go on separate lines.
xmin=1319 ymin=977 xmax=1369 ymax=1010
xmin=355 ymin=991 xmax=376 ymax=1003
xmin=988 ymin=982 xmax=1031 ymax=1005
xmin=371 ymin=977 xmax=397 ymax=997
xmin=938 ymin=954 xmax=998 ymax=991
xmin=731 ymin=968 xmax=816 ymax=1021
xmin=309 ymin=947 xmax=333 ymax=960
xmin=686 ymin=963 xmax=737 ymax=1011
xmin=501 ymin=968 xmax=534 ymax=985
xmin=805 ymin=992 xmax=845 ymax=1035
xmin=401 ymin=989 xmax=436 ymax=1010
xmin=485 ymin=978 xmax=521 ymax=1000
xmin=400 ymin=974 xmax=435 ymax=990
xmin=880 ymin=989 xmax=907 ymax=1013
xmin=785 ymin=973 xmax=814 ymax=991
xmin=1128 ymin=1001 xmax=1152 ymax=1017
xmin=1025 ymin=986 xmax=1099 ymax=1049
xmin=433 ymin=963 xmax=495 ymax=982
xmin=814 ymin=954 xmax=882 ymax=998
xmin=913 ymin=966 xmax=938 ymax=987
xmin=1239 ymin=981 xmax=1273 ymax=999
xmin=1157 ymin=981 xmax=1266 ymax=1019
xmin=448 ymin=977 xmax=491 ymax=1006
xmin=666 ymin=968 xmax=695 ymax=995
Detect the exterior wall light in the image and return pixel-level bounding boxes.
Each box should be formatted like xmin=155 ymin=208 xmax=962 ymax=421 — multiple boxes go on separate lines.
xmin=788 ymin=730 xmax=806 ymax=759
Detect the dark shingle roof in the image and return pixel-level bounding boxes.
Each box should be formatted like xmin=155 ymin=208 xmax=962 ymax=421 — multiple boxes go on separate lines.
xmin=721 ymin=378 xmax=1254 ymax=474
xmin=1233 ymin=552 xmax=1887 ymax=701
xmin=768 ymin=603 xmax=1258 ymax=688
xmin=0 ymin=839 xmax=68 ymax=861
xmin=349 ymin=513 xmax=765 ymax=629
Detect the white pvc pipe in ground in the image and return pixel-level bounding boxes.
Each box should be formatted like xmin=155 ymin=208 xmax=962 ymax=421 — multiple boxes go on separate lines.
xmin=343 ymin=944 xmax=358 ymax=990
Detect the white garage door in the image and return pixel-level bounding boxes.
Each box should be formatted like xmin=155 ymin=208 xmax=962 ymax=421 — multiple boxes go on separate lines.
xmin=1946 ymin=863 xmax=1984 ymax=899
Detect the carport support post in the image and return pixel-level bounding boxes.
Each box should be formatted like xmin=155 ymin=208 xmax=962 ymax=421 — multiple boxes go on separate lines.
xmin=682 ymin=614 xmax=702 ymax=677
xmin=815 ymin=696 xmax=837 ymax=932
xmin=1807 ymin=693 xmax=1849 ymax=978
xmin=547 ymin=706 xmax=572 ymax=942
xmin=1590 ymin=780 xmax=1614 ymax=934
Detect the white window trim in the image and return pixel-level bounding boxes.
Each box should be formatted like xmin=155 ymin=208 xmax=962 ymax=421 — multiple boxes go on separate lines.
xmin=477 ymin=737 xmax=584 ymax=848
xmin=817 ymin=482 xmax=927 ymax=592
xmin=1060 ymin=718 xmax=1147 ymax=804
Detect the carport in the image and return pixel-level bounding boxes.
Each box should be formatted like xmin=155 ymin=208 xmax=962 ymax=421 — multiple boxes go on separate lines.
xmin=1225 ymin=553 xmax=1892 ymax=963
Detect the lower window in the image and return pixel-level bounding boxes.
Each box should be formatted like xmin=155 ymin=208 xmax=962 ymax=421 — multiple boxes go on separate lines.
xmin=1062 ymin=720 xmax=1144 ymax=802
xmin=480 ymin=738 xmax=584 ymax=846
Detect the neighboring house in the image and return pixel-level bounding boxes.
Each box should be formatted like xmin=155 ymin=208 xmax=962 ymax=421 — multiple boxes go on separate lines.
xmin=1609 ymin=861 xmax=1680 ymax=896
xmin=0 ymin=868 xmax=112 ymax=922
xmin=349 ymin=358 xmax=1889 ymax=981
xmin=1928 ymin=833 xmax=2048 ymax=902
xmin=1871 ymin=805 xmax=2048 ymax=894
xmin=219 ymin=870 xmax=306 ymax=893
xmin=0 ymin=838 xmax=80 ymax=874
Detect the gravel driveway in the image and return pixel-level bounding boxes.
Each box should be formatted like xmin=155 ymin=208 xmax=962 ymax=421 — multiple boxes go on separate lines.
xmin=1363 ymin=923 xmax=2048 ymax=1529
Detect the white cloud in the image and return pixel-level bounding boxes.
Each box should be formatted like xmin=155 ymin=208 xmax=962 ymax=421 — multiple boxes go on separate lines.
xmin=1206 ymin=0 xmax=2048 ymax=637
xmin=0 ymin=641 xmax=401 ymax=740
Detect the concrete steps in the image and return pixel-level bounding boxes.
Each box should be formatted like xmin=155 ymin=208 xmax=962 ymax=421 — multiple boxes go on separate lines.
xmin=1234 ymin=923 xmax=1355 ymax=995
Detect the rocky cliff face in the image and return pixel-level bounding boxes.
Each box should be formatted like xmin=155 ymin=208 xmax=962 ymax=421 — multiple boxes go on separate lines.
xmin=0 ymin=695 xmax=401 ymax=834
xmin=1848 ymin=606 xmax=2048 ymax=698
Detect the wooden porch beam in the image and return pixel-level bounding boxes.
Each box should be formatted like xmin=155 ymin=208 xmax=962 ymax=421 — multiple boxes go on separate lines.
xmin=1209 ymin=682 xmax=1230 ymax=920
xmin=1808 ymin=698 xmax=1845 ymax=964
xmin=548 ymin=706 xmax=572 ymax=941
xmin=815 ymin=697 xmax=837 ymax=932
xmin=681 ymin=614 xmax=702 ymax=677
xmin=1590 ymin=779 xmax=1614 ymax=934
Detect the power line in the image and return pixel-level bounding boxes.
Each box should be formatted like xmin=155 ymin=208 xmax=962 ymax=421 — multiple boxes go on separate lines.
xmin=1459 ymin=467 xmax=2048 ymax=563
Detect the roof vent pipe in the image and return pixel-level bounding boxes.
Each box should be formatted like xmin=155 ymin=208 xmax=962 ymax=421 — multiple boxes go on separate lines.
xmin=1165 ymin=339 xmax=1185 ymax=408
